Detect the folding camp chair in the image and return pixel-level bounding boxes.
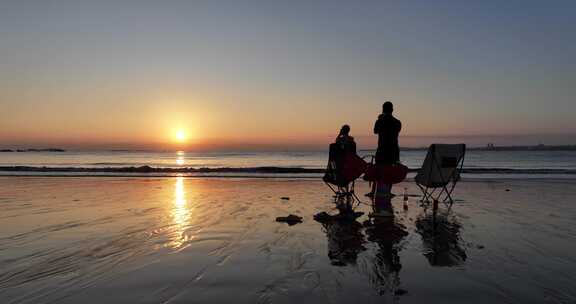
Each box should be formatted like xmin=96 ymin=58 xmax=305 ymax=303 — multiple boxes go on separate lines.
xmin=415 ymin=144 xmax=466 ymax=206
xmin=323 ymin=143 xmax=367 ymax=200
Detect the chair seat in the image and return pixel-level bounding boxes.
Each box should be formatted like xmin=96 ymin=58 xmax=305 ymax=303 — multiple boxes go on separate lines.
xmin=415 ymin=176 xmax=449 ymax=188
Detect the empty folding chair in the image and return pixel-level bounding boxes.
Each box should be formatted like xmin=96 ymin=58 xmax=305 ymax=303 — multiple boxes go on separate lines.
xmin=415 ymin=144 xmax=466 ymax=205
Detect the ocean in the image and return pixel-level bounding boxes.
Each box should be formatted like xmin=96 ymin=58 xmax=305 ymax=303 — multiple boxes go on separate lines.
xmin=1 ymin=150 xmax=576 ymax=178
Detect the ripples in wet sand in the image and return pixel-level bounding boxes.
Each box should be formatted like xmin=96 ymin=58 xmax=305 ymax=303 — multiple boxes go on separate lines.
xmin=0 ymin=177 xmax=575 ymax=303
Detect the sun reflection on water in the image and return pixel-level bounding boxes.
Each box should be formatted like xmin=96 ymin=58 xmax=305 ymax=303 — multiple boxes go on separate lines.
xmin=170 ymin=175 xmax=192 ymax=249
xmin=176 ymin=151 xmax=185 ymax=166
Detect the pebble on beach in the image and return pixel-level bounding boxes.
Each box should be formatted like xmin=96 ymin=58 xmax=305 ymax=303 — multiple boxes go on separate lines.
xmin=275 ymin=214 xmax=302 ymax=225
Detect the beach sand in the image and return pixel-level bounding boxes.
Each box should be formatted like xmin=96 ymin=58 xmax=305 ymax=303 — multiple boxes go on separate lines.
xmin=1 ymin=177 xmax=575 ymax=303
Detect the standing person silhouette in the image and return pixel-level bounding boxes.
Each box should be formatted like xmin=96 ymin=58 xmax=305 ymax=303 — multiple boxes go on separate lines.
xmin=367 ymin=101 xmax=402 ymax=200
xmin=374 ymin=101 xmax=401 ymax=165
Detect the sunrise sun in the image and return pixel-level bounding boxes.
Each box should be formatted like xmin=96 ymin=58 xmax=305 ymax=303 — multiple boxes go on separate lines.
xmin=174 ymin=130 xmax=187 ymax=143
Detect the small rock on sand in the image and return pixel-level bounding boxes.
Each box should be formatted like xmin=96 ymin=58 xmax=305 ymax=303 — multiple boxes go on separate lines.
xmin=275 ymin=214 xmax=302 ymax=225
xmin=281 ymin=197 xmax=290 ymax=200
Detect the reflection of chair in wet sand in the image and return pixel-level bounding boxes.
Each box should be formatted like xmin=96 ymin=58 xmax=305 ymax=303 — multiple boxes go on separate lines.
xmin=415 ymin=210 xmax=467 ymax=267
xmin=364 ymin=216 xmax=408 ymax=297
xmin=415 ymin=144 xmax=466 ymax=206
xmin=314 ymin=204 xmax=366 ymax=267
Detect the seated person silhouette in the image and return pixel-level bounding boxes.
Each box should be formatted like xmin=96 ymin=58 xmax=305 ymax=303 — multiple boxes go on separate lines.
xmin=335 ymin=125 xmax=356 ymax=154
xmin=323 ymin=125 xmax=367 ymax=194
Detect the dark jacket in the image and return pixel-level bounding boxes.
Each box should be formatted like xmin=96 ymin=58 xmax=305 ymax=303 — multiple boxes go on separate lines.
xmin=373 ymin=114 xmax=401 ymax=164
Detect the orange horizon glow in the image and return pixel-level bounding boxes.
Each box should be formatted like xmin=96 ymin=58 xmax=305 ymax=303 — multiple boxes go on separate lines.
xmin=1 ymin=91 xmax=574 ymax=150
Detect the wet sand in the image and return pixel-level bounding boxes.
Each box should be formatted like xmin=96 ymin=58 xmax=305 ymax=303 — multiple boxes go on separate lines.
xmin=1 ymin=177 xmax=575 ymax=303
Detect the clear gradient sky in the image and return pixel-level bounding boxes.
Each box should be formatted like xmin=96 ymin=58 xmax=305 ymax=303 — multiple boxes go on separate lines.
xmin=1 ymin=1 xmax=575 ymax=150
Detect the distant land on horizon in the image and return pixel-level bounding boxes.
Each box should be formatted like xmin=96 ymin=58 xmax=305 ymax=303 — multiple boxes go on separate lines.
xmin=0 ymin=148 xmax=67 ymax=153
xmin=407 ymin=144 xmax=576 ymax=152
xmin=366 ymin=144 xmax=576 ymax=152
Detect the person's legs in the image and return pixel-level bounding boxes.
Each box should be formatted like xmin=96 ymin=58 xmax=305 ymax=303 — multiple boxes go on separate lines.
xmin=367 ymin=149 xmax=384 ymax=196
xmin=367 ymin=149 xmax=394 ymax=196
xmin=373 ymin=182 xmax=394 ymax=216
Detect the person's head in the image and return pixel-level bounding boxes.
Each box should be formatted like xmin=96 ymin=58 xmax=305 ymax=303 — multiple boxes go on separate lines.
xmin=382 ymin=101 xmax=393 ymax=114
xmin=339 ymin=124 xmax=350 ymax=136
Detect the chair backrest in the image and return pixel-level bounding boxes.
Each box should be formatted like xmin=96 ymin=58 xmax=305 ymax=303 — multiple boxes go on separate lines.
xmin=323 ymin=143 xmax=367 ymax=187
xmin=415 ymin=144 xmax=466 ymax=188
xmin=323 ymin=143 xmax=347 ymax=186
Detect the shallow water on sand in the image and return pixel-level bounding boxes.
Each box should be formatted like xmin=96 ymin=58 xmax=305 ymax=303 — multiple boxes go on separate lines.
xmin=1 ymin=177 xmax=575 ymax=303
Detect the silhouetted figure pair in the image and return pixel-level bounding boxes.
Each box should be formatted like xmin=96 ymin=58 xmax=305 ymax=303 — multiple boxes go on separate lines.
xmin=334 ymin=101 xmax=401 ymax=163
xmin=324 ymin=102 xmax=402 ymax=198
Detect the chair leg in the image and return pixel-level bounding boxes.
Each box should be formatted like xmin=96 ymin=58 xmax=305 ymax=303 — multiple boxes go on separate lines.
xmin=442 ymin=185 xmax=455 ymax=206
xmin=417 ymin=184 xmax=426 ymax=202
xmin=444 ymin=188 xmax=454 ymax=204
xmin=418 ymin=183 xmax=459 ymax=208
xmin=428 ymin=184 xmax=455 ymax=207
xmin=433 ymin=186 xmax=445 ymax=201
xmin=423 ymin=189 xmax=432 ymax=204
xmin=422 ymin=191 xmax=430 ymax=204
xmin=350 ymin=180 xmax=355 ymax=194
xmin=326 ymin=182 xmax=338 ymax=196
xmin=427 ymin=188 xmax=439 ymax=203
xmin=418 ymin=184 xmax=434 ymax=205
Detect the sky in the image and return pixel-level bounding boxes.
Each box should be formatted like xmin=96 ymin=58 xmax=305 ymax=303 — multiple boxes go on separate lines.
xmin=0 ymin=0 xmax=575 ymax=150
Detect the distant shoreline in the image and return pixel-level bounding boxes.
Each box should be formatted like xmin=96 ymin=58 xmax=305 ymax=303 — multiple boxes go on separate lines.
xmin=0 ymin=148 xmax=66 ymax=153
xmin=372 ymin=144 xmax=576 ymax=152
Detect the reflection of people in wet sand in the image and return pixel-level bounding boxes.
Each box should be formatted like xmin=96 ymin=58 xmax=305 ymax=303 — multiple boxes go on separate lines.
xmin=315 ymin=197 xmax=366 ymax=266
xmin=415 ymin=211 xmax=467 ymax=267
xmin=364 ymin=214 xmax=408 ymax=296
xmin=362 ymin=190 xmax=408 ymax=296
xmin=315 ymin=193 xmax=409 ymax=297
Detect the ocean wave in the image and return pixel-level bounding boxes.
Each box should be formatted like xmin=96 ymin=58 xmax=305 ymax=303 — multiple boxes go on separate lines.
xmin=1 ymin=166 xmax=575 ymax=175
